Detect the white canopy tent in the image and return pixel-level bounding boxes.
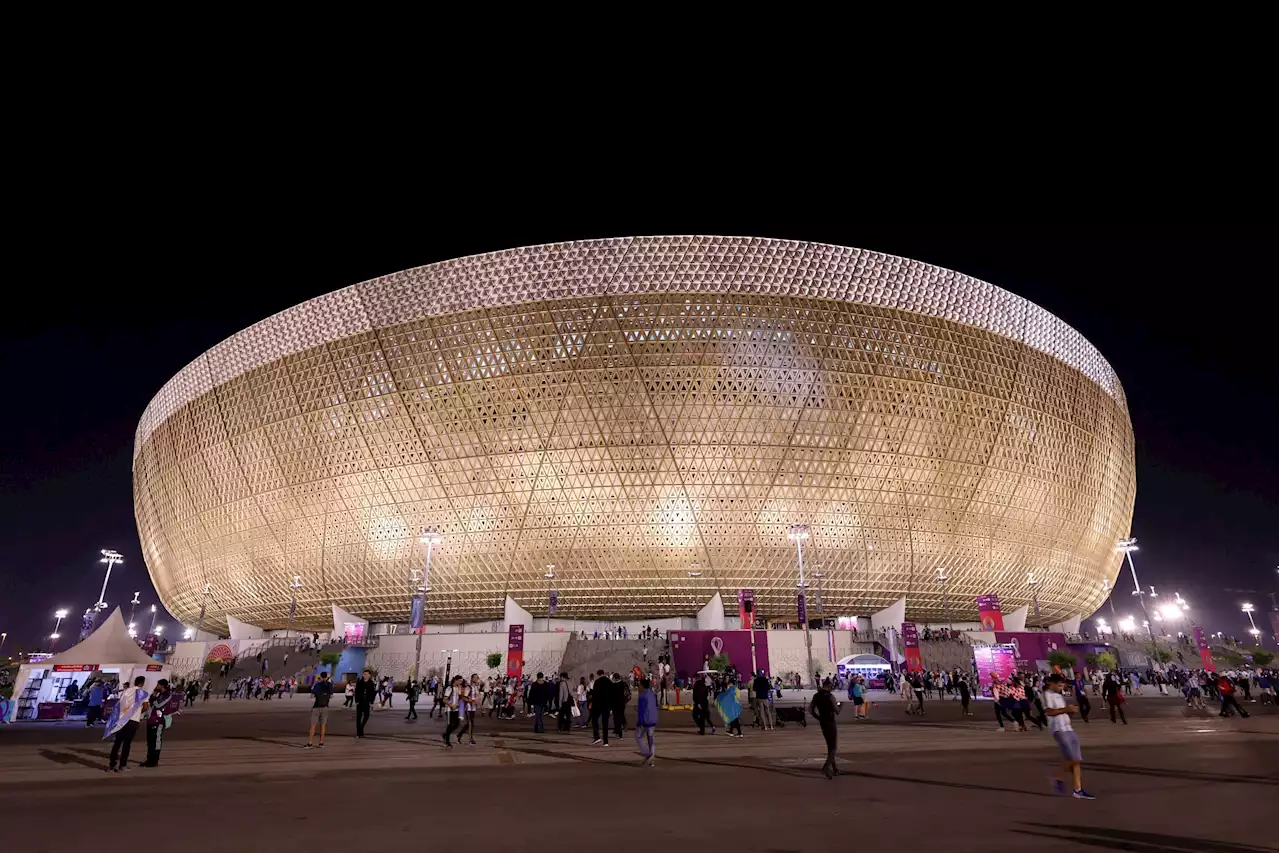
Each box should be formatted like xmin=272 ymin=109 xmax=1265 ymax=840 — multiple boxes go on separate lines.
xmin=4 ymin=608 xmax=170 ymax=722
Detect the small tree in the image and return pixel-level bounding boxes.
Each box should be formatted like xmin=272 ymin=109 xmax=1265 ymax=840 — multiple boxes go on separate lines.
xmin=1048 ymin=650 xmax=1077 ymax=672
xmin=1250 ymin=649 xmax=1275 ymax=668
xmin=319 ymin=651 xmax=342 ymax=667
xmin=486 ymin=652 xmax=503 ymax=671
xmin=708 ymin=654 xmax=730 ymax=672
xmin=1096 ymin=651 xmax=1118 ymax=672
xmin=1084 ymin=652 xmax=1100 ymax=670
xmin=1153 ymin=647 xmax=1174 ymax=664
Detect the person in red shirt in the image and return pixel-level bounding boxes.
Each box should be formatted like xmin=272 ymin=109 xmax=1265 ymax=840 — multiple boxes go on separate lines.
xmin=1217 ymin=675 xmax=1250 ymax=718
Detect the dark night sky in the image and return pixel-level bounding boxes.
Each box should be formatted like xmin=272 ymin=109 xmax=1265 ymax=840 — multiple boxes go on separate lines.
xmin=5 ymin=217 xmax=1274 ymax=645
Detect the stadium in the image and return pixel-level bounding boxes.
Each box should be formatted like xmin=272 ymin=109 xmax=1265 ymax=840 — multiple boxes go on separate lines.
xmin=133 ymin=237 xmax=1136 ymax=634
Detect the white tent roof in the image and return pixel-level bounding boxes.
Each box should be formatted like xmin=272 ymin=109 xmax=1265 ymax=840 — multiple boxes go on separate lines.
xmin=42 ymin=607 xmax=157 ymax=666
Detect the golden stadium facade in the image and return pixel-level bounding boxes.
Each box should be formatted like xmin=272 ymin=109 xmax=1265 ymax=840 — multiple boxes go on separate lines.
xmin=133 ymin=237 xmax=1135 ymax=633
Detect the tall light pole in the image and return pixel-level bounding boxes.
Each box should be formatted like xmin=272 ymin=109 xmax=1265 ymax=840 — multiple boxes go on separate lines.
xmin=0 ymin=631 xmax=6 ymax=654
xmin=544 ymin=565 xmax=557 ymax=633
xmin=50 ymin=609 xmax=69 ymax=652
xmin=128 ymin=592 xmax=141 ymax=628
xmin=936 ymin=568 xmax=951 ymax=631
xmin=1116 ymin=537 xmax=1159 ymax=660
xmin=96 ymin=549 xmax=124 ymax=610
xmin=787 ymin=524 xmax=815 ymax=688
xmin=1027 ymin=571 xmax=1040 ymax=621
xmin=1243 ymin=603 xmax=1259 ymax=640
xmin=1101 ymin=579 xmax=1116 ymax=616
xmin=287 ymin=575 xmax=303 ymax=638
xmin=410 ymin=529 xmax=441 ymax=685
xmin=148 ymin=604 xmax=159 ymax=635
xmin=196 ymin=584 xmax=212 ymax=639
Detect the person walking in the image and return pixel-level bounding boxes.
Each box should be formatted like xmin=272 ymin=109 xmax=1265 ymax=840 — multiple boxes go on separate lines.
xmin=852 ymin=675 xmax=869 ymax=719
xmin=957 ymin=675 xmax=972 ymax=717
xmin=611 ymin=672 xmax=630 ymax=738
xmin=305 ymin=671 xmax=333 ymax=749
xmin=343 ymin=680 xmax=355 ymax=708
xmin=591 ymin=670 xmax=612 ymax=745
xmin=809 ymin=678 xmax=842 ymax=779
xmin=715 ymin=678 xmax=744 ymax=738
xmin=634 ymin=677 xmax=658 ymax=766
xmin=1071 ymin=673 xmax=1091 ymax=723
xmin=1044 ymin=674 xmax=1095 ymax=799
xmin=105 ymin=676 xmax=150 ymax=773
xmin=85 ymin=680 xmax=105 ymax=728
xmin=1102 ymin=673 xmax=1127 ymax=724
xmin=354 ymin=670 xmax=377 ymax=738
xmin=574 ymin=677 xmax=589 ymax=729
xmin=692 ymin=674 xmax=714 ymax=735
xmin=530 ymin=673 xmax=549 ymax=733
xmin=443 ymin=676 xmax=463 ymax=747
xmin=140 ymin=679 xmax=174 ymax=768
xmin=557 ymin=673 xmax=574 ymax=732
xmin=405 ymin=678 xmax=421 ymax=721
xmin=1217 ymin=674 xmax=1250 ymax=718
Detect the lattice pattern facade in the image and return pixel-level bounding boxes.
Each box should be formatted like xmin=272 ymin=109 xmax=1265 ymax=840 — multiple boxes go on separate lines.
xmin=133 ymin=237 xmax=1135 ymax=632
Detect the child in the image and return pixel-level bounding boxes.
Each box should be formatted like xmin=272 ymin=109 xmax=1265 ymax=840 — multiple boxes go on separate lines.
xmin=1043 ymin=674 xmax=1094 ymax=799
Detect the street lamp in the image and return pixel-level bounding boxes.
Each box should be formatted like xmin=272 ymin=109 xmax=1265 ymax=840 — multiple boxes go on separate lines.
xmin=1027 ymin=571 xmax=1040 ymax=620
xmin=442 ymin=647 xmax=459 ymax=686
xmin=1116 ymin=537 xmax=1160 ymax=660
xmin=50 ymin=609 xmax=69 ymax=652
xmin=148 ymin=604 xmax=158 ymax=635
xmin=936 ymin=568 xmax=952 ymax=631
xmin=128 ymin=592 xmax=141 ymax=627
xmin=96 ymin=549 xmax=124 ymax=610
xmin=1243 ymin=603 xmax=1258 ymax=634
xmin=410 ymin=529 xmax=442 ymax=685
xmin=287 ymin=575 xmax=303 ymax=638
xmin=544 ymin=565 xmax=557 ymax=633
xmin=787 ymin=524 xmax=816 ymax=688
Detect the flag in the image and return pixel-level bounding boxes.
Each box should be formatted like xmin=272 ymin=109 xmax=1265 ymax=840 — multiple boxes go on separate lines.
xmin=714 ymin=685 xmax=742 ymax=725
xmin=103 ymin=687 xmax=148 ymax=740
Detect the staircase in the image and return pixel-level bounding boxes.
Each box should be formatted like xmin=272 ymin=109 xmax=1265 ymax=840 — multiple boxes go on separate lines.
xmin=207 ymin=640 xmax=343 ymax=694
xmin=557 ymin=636 xmax=650 ymax=683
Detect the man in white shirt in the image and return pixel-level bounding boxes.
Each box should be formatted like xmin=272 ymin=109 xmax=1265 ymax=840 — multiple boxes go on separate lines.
xmin=1044 ymin=674 xmax=1093 ymax=800
xmin=106 ymin=675 xmax=150 ymax=772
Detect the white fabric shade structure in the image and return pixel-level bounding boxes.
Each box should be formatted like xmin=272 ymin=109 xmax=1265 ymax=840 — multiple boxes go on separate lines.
xmin=3 ymin=608 xmax=171 ymax=722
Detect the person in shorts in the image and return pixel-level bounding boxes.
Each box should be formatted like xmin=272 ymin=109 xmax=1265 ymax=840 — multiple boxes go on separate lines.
xmin=1044 ymin=674 xmax=1093 ymax=799
xmin=306 ymin=672 xmax=334 ymax=749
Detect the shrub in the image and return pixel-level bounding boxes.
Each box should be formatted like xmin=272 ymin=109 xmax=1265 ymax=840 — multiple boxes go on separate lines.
xmin=319 ymin=651 xmax=342 ymax=666
xmin=1153 ymin=648 xmax=1174 ymax=664
xmin=486 ymin=652 xmax=503 ymax=671
xmin=1084 ymin=653 xmax=1100 ymax=669
xmin=1096 ymin=652 xmax=1118 ymax=671
xmin=1048 ymin=650 xmax=1077 ymax=671
xmin=1252 ymin=649 xmax=1275 ymax=667
xmin=708 ymin=654 xmax=729 ymax=672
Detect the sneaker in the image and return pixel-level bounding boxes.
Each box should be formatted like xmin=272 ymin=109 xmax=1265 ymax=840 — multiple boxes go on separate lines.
xmin=601 ymin=742 xmax=609 ymax=747
xmin=107 ymin=765 xmax=117 ymax=773
xmin=1072 ymin=789 xmax=1096 ymax=800
xmin=592 ymin=739 xmax=602 ymax=745
xmin=469 ymin=739 xmax=477 ymax=745
xmin=304 ymin=744 xmax=314 ymax=749
xmin=1051 ymin=779 xmax=1066 ymax=795
xmin=317 ymin=743 xmax=325 ymax=749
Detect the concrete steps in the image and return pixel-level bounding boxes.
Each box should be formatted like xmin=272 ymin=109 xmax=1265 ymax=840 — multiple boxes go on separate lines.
xmin=557 ymin=636 xmax=651 ymax=682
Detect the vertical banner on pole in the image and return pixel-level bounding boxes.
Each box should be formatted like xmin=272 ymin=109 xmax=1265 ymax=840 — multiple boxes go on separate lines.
xmin=1192 ymin=626 xmax=1216 ymax=672
xmin=827 ymin=629 xmax=837 ymax=662
xmin=796 ymin=593 xmax=808 ymax=627
xmin=410 ymin=594 xmax=425 ymax=634
xmin=737 ymin=589 xmax=755 ymax=628
xmin=506 ymin=625 xmax=525 ymax=679
xmin=976 ymin=595 xmax=1005 ymax=630
xmin=548 ymin=590 xmax=559 ymax=617
xmin=901 ymin=621 xmax=923 ymax=672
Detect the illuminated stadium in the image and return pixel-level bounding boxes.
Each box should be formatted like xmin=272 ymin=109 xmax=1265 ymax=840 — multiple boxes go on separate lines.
xmin=132 ymin=237 xmax=1136 ymax=633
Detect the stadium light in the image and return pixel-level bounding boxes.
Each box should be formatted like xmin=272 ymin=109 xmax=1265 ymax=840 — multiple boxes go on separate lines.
xmin=96 ymin=549 xmax=124 ymax=611
xmin=787 ymin=524 xmax=815 ymax=687
xmin=1115 ymin=537 xmax=1159 ymax=658
xmin=1242 ymin=603 xmax=1258 ymax=633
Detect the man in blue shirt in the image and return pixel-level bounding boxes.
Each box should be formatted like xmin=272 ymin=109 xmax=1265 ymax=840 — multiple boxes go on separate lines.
xmin=85 ymin=681 xmax=105 ymax=728
xmin=634 ymin=678 xmax=658 ymax=766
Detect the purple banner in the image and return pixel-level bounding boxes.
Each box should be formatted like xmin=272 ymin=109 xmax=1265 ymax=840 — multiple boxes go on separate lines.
xmin=548 ymin=590 xmax=559 ymax=617
xmin=1192 ymin=626 xmax=1215 ymax=671
xmin=993 ymin=631 xmax=1068 ymax=672
xmin=797 ymin=593 xmax=807 ymax=626
xmin=409 ymin=594 xmax=425 ymax=633
xmin=901 ymin=621 xmax=922 ymax=671
xmin=506 ymin=625 xmax=525 ymax=679
xmin=976 ymin=595 xmax=1004 ymax=630
xmin=973 ymin=645 xmax=1017 ymax=697
xmin=669 ymin=630 xmax=770 ymax=678
xmin=737 ymin=588 xmax=755 ymax=627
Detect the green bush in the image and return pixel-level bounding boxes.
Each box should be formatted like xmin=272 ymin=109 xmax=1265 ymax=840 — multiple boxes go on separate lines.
xmin=1096 ymin=652 xmax=1118 ymax=671
xmin=1084 ymin=653 xmax=1100 ymax=669
xmin=319 ymin=651 xmax=342 ymax=666
xmin=1218 ymin=650 xmax=1244 ymax=668
xmin=486 ymin=652 xmax=503 ymax=671
xmin=1252 ymin=649 xmax=1275 ymax=668
xmin=1153 ymin=648 xmax=1174 ymax=664
xmin=708 ymin=654 xmax=729 ymax=672
xmin=1048 ymin=650 xmax=1077 ymax=671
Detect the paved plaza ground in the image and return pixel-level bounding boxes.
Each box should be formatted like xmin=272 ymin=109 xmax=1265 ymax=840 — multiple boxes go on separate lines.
xmin=1 ymin=694 xmax=1275 ymax=853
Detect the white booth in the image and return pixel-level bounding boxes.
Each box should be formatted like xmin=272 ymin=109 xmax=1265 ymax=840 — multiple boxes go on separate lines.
xmin=835 ymin=653 xmax=892 ymax=688
xmin=4 ymin=608 xmax=171 ymax=722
